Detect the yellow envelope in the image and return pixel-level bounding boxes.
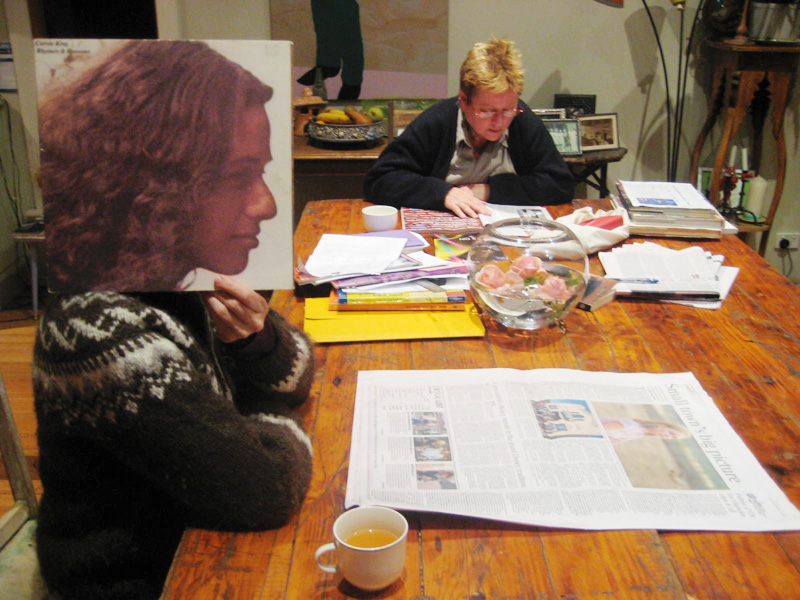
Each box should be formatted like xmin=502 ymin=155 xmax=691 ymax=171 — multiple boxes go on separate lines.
xmin=303 ymin=297 xmax=485 ymax=343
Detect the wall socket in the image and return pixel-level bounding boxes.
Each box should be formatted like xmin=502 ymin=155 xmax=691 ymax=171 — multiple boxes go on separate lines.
xmin=776 ymin=233 xmax=800 ymax=250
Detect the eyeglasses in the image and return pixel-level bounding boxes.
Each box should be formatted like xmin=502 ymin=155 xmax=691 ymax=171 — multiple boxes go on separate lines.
xmin=471 ymin=107 xmax=522 ymax=119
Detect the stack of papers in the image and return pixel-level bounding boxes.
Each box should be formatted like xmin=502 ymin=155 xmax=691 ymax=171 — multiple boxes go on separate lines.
xmin=614 ymin=181 xmax=732 ymax=239
xmin=599 ymin=242 xmax=738 ymax=309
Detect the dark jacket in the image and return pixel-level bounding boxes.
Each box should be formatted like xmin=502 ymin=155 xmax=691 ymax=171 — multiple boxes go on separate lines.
xmin=364 ymin=97 xmax=574 ymax=210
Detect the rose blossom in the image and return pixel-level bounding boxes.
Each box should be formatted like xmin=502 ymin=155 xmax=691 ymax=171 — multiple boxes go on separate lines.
xmin=475 ymin=264 xmax=506 ymax=289
xmin=510 ymin=254 xmax=545 ymax=279
xmin=497 ymin=270 xmax=524 ymax=293
xmin=539 ymin=275 xmax=569 ymax=299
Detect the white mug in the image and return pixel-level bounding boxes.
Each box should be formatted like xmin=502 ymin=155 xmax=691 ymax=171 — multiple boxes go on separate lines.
xmin=315 ymin=506 xmax=408 ymax=591
xmin=362 ymin=205 xmax=398 ymax=232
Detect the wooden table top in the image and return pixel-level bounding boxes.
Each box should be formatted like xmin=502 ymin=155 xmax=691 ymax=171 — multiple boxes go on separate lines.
xmin=161 ymin=199 xmax=800 ymax=600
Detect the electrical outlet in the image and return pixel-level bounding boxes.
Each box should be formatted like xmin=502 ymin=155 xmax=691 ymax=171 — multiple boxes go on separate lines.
xmin=776 ymin=233 xmax=800 ymax=250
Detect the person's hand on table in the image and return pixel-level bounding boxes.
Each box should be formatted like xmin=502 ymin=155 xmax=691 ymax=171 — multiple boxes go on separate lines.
xmin=202 ymin=275 xmax=270 ymax=343
xmin=444 ymin=185 xmax=492 ymax=218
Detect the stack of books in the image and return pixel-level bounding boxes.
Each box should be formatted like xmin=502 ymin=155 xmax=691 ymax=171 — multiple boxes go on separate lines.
xmin=613 ymin=180 xmax=728 ymax=239
xmin=295 ymin=232 xmax=470 ymax=312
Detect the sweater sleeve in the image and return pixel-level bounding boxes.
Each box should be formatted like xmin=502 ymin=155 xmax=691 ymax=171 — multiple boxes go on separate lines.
xmin=33 ymin=293 xmax=313 ymax=532
xmin=220 ymin=310 xmax=315 ymax=414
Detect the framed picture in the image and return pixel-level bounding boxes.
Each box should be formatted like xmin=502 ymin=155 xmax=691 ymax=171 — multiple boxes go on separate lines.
xmin=542 ymin=118 xmax=582 ymax=156
xmin=554 ymin=94 xmax=596 ymax=118
xmin=578 ymin=113 xmax=619 ymax=151
xmin=532 ymin=108 xmax=566 ymax=119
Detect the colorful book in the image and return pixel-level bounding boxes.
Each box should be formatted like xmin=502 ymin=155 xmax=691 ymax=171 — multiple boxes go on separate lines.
xmin=329 ymin=289 xmax=468 ymax=312
xmin=433 ymin=232 xmax=479 ymax=260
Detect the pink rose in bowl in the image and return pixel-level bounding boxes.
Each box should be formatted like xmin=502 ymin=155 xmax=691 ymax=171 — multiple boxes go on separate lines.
xmin=475 ymin=264 xmax=506 ymax=289
xmin=498 ymin=270 xmax=525 ymax=293
xmin=539 ymin=275 xmax=570 ymax=300
xmin=510 ymin=255 xmax=545 ymax=279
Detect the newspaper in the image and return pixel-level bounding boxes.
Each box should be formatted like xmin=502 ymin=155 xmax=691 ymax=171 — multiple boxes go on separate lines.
xmin=345 ymin=368 xmax=800 ymax=531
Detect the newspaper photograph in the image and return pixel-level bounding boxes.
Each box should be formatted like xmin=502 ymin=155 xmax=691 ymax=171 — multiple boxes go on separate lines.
xmin=345 ymin=368 xmax=800 ymax=531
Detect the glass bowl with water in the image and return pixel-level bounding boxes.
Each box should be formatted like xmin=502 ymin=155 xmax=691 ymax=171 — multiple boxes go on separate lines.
xmin=467 ymin=217 xmax=589 ymax=330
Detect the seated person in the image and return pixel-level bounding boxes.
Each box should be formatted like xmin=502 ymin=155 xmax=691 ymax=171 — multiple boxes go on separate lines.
xmin=34 ymin=278 xmax=315 ymax=600
xmin=364 ymin=37 xmax=574 ymax=218
xmin=33 ymin=40 xmax=315 ymax=600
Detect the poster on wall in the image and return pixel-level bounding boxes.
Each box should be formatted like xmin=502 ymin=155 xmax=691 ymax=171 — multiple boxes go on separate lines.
xmin=34 ymin=39 xmax=294 ymax=293
xmin=271 ymin=0 xmax=449 ymax=101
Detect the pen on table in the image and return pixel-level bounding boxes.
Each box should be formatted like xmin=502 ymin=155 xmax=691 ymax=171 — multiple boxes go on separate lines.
xmin=610 ymin=277 xmax=659 ymax=284
xmin=616 ymin=290 xmax=720 ymax=300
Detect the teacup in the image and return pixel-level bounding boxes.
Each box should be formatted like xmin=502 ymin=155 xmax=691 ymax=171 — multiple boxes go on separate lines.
xmin=362 ymin=205 xmax=398 ymax=232
xmin=315 ymin=506 xmax=408 ymax=591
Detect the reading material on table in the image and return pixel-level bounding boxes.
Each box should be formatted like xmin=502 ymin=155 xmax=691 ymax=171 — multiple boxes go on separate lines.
xmin=401 ymin=204 xmax=552 ymax=233
xmin=599 ymin=242 xmax=738 ymax=307
xmin=614 ymin=180 xmax=728 ymax=239
xmin=346 ymin=368 xmax=800 ymax=532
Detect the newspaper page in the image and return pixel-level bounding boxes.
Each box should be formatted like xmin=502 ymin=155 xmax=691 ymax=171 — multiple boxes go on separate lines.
xmin=345 ymin=368 xmax=800 ymax=531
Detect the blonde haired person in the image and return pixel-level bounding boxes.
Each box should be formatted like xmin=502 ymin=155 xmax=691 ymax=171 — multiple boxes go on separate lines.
xmin=365 ymin=37 xmax=573 ymax=217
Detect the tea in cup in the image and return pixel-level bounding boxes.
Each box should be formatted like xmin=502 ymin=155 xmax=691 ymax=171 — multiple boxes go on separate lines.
xmin=315 ymin=506 xmax=408 ymax=591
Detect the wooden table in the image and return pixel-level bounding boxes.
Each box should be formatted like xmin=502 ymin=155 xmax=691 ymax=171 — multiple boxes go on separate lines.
xmin=161 ymin=199 xmax=800 ymax=600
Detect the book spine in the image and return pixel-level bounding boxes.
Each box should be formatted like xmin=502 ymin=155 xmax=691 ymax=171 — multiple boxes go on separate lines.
xmin=337 ymin=290 xmax=467 ymax=304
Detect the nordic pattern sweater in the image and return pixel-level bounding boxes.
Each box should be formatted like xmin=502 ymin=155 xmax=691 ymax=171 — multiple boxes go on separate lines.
xmin=32 ymin=291 xmax=315 ymax=600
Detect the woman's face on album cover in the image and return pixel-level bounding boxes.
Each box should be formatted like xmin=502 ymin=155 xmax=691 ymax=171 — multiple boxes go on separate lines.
xmin=189 ymin=103 xmax=277 ymax=275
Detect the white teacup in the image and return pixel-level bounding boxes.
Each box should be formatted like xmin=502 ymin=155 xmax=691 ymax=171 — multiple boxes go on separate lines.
xmin=362 ymin=205 xmax=398 ymax=232
xmin=315 ymin=506 xmax=408 ymax=591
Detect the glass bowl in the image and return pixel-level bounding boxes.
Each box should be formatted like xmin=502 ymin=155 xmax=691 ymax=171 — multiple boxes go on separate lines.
xmin=467 ymin=218 xmax=589 ymax=330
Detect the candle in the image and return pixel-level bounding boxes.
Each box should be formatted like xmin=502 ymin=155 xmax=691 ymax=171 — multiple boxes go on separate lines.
xmin=746 ymin=176 xmax=768 ymax=221
xmin=742 ymin=147 xmax=749 ymax=172
xmin=729 ymin=145 xmax=738 ymax=167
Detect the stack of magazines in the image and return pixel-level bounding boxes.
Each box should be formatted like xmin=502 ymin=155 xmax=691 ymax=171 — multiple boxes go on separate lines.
xmin=612 ymin=180 xmax=728 ymax=239
xmin=295 ymin=231 xmax=470 ymax=311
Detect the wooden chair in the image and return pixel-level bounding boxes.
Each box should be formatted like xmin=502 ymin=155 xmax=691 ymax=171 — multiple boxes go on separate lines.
xmin=387 ymin=100 xmax=424 ymax=142
xmin=0 ymin=370 xmax=47 ymax=599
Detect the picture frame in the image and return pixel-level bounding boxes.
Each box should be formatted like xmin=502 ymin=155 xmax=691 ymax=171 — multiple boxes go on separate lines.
xmin=553 ymin=93 xmax=596 ymax=118
xmin=532 ymin=108 xmax=566 ymax=119
xmin=577 ymin=113 xmax=619 ymax=152
xmin=542 ymin=118 xmax=582 ymax=156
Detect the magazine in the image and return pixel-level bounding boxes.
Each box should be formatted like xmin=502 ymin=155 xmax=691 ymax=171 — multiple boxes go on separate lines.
xmin=402 ymin=204 xmax=552 ymax=233
xmin=345 ymin=368 xmax=800 ymax=532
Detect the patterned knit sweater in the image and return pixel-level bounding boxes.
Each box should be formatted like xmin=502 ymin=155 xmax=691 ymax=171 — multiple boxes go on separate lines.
xmin=32 ymin=292 xmax=315 ymax=600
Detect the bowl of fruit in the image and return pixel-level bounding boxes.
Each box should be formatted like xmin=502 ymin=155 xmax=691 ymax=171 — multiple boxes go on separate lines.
xmin=307 ymin=106 xmax=385 ymax=145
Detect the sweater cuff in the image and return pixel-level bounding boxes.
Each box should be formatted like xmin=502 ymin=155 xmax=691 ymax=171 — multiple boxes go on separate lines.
xmin=221 ymin=315 xmax=276 ymax=359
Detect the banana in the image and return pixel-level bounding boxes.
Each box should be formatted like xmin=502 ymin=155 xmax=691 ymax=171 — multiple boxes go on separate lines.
xmin=345 ymin=106 xmax=372 ymax=125
xmin=317 ymin=110 xmax=351 ymax=124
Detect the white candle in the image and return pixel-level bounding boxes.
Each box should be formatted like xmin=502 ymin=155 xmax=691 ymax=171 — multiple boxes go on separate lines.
xmin=729 ymin=145 xmax=738 ymax=167
xmin=746 ymin=176 xmax=768 ymax=220
xmin=742 ymin=147 xmax=749 ymax=172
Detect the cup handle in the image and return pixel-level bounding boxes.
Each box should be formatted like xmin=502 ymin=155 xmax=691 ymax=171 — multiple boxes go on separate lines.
xmin=315 ymin=542 xmax=337 ymax=573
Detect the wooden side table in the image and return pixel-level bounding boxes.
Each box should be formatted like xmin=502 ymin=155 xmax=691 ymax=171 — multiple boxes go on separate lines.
xmin=564 ymin=147 xmax=627 ymax=197
xmin=690 ymin=40 xmax=799 ymax=255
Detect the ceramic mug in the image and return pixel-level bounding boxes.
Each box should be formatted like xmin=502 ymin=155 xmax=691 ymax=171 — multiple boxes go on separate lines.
xmin=362 ymin=205 xmax=398 ymax=232
xmin=315 ymin=506 xmax=408 ymax=591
